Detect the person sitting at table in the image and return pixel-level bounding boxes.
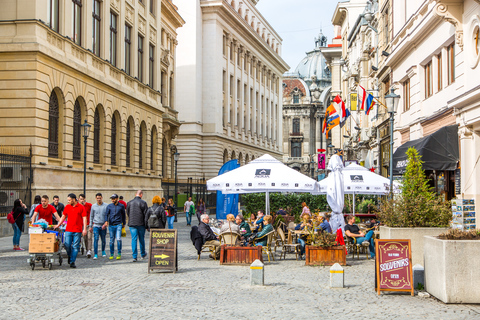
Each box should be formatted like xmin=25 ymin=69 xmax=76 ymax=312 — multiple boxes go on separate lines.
xmin=276 ymin=207 xmax=287 ymax=215
xmin=253 ymin=210 xmax=265 ymax=232
xmin=198 ymin=214 xmax=220 ymax=259
xmin=253 ymin=215 xmax=273 ymax=246
xmin=321 ymin=213 xmax=332 ymax=233
xmin=344 ymin=215 xmax=375 ymax=259
xmin=235 ymin=214 xmax=251 ymax=239
xmin=301 ymin=202 xmax=311 ymax=216
xmin=220 ymin=214 xmax=240 ymax=234
xmin=295 ymin=213 xmax=312 ymax=259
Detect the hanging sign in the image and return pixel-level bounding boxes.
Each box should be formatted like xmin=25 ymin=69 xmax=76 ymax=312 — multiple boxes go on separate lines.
xmin=318 ymin=154 xmax=326 ymax=169
xmin=148 ymin=229 xmax=178 ymax=273
xmin=375 ymin=239 xmax=414 ymax=296
xmin=350 ymin=93 xmax=358 ymax=111
xmin=455 ymin=169 xmax=461 ymax=195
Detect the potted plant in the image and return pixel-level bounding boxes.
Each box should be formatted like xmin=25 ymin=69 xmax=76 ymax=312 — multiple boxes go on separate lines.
xmin=304 ymin=218 xmax=346 ymax=266
xmin=424 ymin=229 xmax=480 ymax=303
xmin=377 ymin=147 xmax=451 ymax=266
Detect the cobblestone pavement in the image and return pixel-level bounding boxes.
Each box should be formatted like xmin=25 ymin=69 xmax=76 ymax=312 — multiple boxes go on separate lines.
xmin=1 ymin=218 xmax=479 ymax=320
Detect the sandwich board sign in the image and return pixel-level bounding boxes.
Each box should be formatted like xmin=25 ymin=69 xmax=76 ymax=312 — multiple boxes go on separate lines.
xmin=148 ymin=229 xmax=178 ymax=273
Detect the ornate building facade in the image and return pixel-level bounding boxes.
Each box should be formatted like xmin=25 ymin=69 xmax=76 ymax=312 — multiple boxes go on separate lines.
xmin=282 ymin=32 xmax=332 ymax=178
xmin=0 ymin=0 xmax=184 ymax=203
xmin=175 ymin=0 xmax=289 ymax=180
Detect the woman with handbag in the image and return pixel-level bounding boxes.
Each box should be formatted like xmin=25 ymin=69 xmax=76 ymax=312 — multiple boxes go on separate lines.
xmin=166 ymin=198 xmax=177 ymax=229
xmin=11 ymin=199 xmax=28 ymax=251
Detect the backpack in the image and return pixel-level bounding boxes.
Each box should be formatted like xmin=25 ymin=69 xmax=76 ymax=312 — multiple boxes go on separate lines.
xmin=148 ymin=206 xmax=163 ymax=228
xmin=189 ymin=204 xmax=195 ymax=216
xmin=7 ymin=211 xmax=16 ymax=224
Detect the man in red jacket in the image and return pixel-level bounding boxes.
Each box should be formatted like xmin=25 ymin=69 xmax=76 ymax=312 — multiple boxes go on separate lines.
xmin=79 ymin=194 xmax=93 ymax=258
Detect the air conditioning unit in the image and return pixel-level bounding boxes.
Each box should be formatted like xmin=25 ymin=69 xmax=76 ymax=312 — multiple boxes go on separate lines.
xmin=0 ymin=190 xmax=19 ymax=207
xmin=1 ymin=165 xmax=22 ymax=182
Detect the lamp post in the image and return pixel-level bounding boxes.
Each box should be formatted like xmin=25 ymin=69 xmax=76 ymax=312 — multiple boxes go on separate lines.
xmin=81 ymin=120 xmax=91 ymax=197
xmin=385 ymin=88 xmax=400 ymax=195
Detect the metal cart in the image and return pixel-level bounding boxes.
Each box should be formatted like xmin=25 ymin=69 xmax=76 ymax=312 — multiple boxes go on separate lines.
xmin=27 ymin=230 xmax=64 ymax=270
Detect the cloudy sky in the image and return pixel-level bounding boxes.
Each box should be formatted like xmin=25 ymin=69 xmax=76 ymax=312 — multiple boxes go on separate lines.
xmin=256 ymin=0 xmax=339 ymax=72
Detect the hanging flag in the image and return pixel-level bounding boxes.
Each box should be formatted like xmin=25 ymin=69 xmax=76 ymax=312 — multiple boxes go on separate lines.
xmin=357 ymin=85 xmax=367 ymax=110
xmin=365 ymin=93 xmax=376 ymax=115
xmin=333 ymin=94 xmax=351 ymax=127
xmin=323 ymin=104 xmax=340 ymax=138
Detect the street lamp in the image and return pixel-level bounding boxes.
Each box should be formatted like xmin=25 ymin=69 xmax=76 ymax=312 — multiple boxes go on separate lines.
xmin=81 ymin=119 xmax=91 ymax=197
xmin=385 ymin=88 xmax=400 ymax=195
xmin=173 ymin=151 xmax=180 ymax=208
xmin=310 ymin=155 xmax=315 ymax=179
xmin=327 ymin=144 xmax=335 ymax=158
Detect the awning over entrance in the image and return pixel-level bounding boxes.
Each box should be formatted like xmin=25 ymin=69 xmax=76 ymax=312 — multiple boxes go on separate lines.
xmin=393 ymin=125 xmax=459 ymax=175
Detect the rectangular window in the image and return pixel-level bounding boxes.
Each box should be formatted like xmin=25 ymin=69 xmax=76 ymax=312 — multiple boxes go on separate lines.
xmin=437 ymin=53 xmax=442 ymax=91
xmin=161 ymin=71 xmax=166 ymax=104
xmin=125 ymin=25 xmax=132 ymax=75
xmin=149 ymin=44 xmax=154 ymax=87
xmin=293 ymin=118 xmax=300 ymax=134
xmin=138 ymin=35 xmax=144 ymax=82
xmin=293 ymin=95 xmax=299 ymax=104
xmin=150 ymin=0 xmax=154 ymax=14
xmin=237 ymin=49 xmax=241 ymax=66
xmin=237 ymin=79 xmax=241 ymax=100
xmin=110 ymin=12 xmax=117 ymax=66
xmin=92 ymin=0 xmax=101 ymax=56
xmin=230 ymin=43 xmax=234 ymax=61
xmin=47 ymin=0 xmax=59 ymax=32
xmin=223 ymin=35 xmax=226 ymax=56
xmin=72 ymin=0 xmax=82 ymax=45
xmin=447 ymin=43 xmax=455 ymax=85
xmin=169 ymin=76 xmax=173 ymax=108
xmin=291 ymin=141 xmax=301 ymax=157
xmin=425 ymin=61 xmax=433 ymax=98
xmin=383 ymin=8 xmax=389 ymax=45
xmin=230 ymin=75 xmax=234 ymax=97
xmin=403 ymin=79 xmax=410 ymax=111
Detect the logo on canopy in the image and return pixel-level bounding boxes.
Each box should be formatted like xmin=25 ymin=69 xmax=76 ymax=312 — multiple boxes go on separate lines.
xmin=255 ymin=169 xmax=271 ymax=178
xmin=350 ymin=175 xmax=364 ymax=182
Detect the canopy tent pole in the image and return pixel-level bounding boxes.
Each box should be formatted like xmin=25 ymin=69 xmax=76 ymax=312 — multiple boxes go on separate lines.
xmin=265 ymin=191 xmax=270 ymax=215
xmin=353 ymin=192 xmax=356 ymax=216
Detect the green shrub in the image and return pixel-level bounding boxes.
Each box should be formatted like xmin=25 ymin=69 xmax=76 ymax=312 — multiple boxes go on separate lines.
xmin=242 ymin=193 xmax=328 ymax=217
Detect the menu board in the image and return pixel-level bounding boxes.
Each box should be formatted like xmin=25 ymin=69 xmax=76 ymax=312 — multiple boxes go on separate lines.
xmin=148 ymin=229 xmax=177 ymax=273
xmin=375 ymin=239 xmax=414 ymax=296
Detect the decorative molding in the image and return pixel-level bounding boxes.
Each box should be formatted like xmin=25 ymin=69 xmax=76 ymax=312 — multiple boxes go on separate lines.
xmin=125 ymin=77 xmax=134 ymax=89
xmin=109 ymin=67 xmax=120 ymax=81
xmin=138 ymin=15 xmax=146 ymax=35
xmin=161 ymin=49 xmax=170 ymax=66
xmin=126 ymin=5 xmax=134 ymax=24
xmin=434 ymin=1 xmax=464 ymax=50
xmin=47 ymin=31 xmax=63 ymax=50
xmin=72 ymin=47 xmax=86 ymax=62
xmin=149 ymin=25 xmax=157 ymax=45
xmin=111 ymin=0 xmax=120 ymax=13
xmin=92 ymin=57 xmax=105 ymax=72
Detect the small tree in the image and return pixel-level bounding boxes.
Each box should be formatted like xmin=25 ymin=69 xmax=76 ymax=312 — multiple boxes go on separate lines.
xmin=377 ymin=147 xmax=451 ymax=227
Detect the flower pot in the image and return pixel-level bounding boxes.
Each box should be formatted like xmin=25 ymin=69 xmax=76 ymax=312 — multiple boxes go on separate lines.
xmin=424 ymin=236 xmax=480 ymax=303
xmin=305 ymin=245 xmax=346 ymax=266
xmin=219 ymin=245 xmax=263 ymax=265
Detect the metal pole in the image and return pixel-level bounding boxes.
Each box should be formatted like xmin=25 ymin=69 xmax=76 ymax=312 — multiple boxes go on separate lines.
xmin=83 ymin=135 xmax=87 ymax=196
xmin=389 ymin=112 xmax=394 ymax=196
xmin=174 ymin=159 xmax=178 ymax=205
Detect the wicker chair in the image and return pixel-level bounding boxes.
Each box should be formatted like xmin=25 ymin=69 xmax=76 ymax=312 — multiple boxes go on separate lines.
xmin=253 ymin=230 xmax=276 ymax=262
xmin=276 ymin=227 xmax=300 ymax=260
xmin=219 ymin=232 xmax=240 ymax=246
xmin=199 ymin=242 xmax=218 ymax=260
xmin=345 ymin=236 xmax=369 ymax=259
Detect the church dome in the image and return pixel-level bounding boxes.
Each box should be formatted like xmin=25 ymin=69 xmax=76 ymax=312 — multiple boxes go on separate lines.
xmin=294 ymin=30 xmax=331 ymax=82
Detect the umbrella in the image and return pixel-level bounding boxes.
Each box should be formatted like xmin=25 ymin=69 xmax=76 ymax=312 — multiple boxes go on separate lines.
xmin=207 ymin=154 xmax=319 ymax=214
xmin=326 ymin=155 xmax=345 ymax=234
xmin=317 ymin=163 xmax=402 ymax=215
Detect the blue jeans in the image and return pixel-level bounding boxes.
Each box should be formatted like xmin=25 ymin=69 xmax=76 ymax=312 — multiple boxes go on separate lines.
xmin=355 ymin=230 xmax=375 ymax=258
xmin=109 ymin=224 xmax=123 ymax=255
xmin=186 ymin=213 xmax=192 ymax=225
xmin=297 ymin=238 xmax=306 ymax=255
xmin=167 ymin=216 xmax=175 ymax=229
xmin=130 ymin=226 xmax=146 ymax=259
xmin=64 ymin=231 xmax=82 ymax=263
xmin=12 ymin=223 xmax=21 ymax=246
xmin=93 ymin=226 xmax=107 ymax=255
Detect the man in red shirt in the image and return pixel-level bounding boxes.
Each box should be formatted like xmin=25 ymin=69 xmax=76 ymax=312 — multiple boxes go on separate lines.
xmin=119 ymin=196 xmax=127 ymax=209
xmin=31 ymin=195 xmax=61 ymax=225
xmin=79 ymin=194 xmax=93 ymax=258
xmin=54 ymin=193 xmax=87 ymax=268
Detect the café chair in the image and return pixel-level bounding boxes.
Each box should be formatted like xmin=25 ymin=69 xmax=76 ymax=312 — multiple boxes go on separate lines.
xmin=219 ymin=232 xmax=240 ymax=246
xmin=276 ymin=227 xmax=300 ymax=260
xmin=253 ymin=231 xmax=276 ymax=262
xmin=200 ymin=243 xmax=218 ymax=260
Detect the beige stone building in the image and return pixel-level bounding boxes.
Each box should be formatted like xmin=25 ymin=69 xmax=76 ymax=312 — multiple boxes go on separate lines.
xmin=0 ymin=0 xmax=184 ymax=205
xmin=174 ymin=0 xmax=289 ymax=181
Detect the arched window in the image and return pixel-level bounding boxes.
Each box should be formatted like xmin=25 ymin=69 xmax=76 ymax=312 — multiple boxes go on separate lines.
xmin=94 ymin=108 xmax=100 ymax=164
xmin=48 ymin=91 xmax=59 ymax=158
xmin=73 ymin=99 xmax=82 ymax=161
xmin=111 ymin=113 xmax=118 ymax=166
xmin=126 ymin=117 xmax=133 ymax=167
xmin=231 ymin=150 xmax=236 ymax=160
xmin=223 ymin=149 xmax=228 ymax=163
xmin=150 ymin=126 xmax=157 ymax=170
xmin=139 ymin=121 xmax=147 ymax=169
xmin=245 ymin=154 xmax=249 ymax=164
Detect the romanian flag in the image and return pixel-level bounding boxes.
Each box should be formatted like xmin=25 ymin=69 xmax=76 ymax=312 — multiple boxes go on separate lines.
xmin=365 ymin=93 xmax=375 ymax=115
xmin=322 ymin=104 xmax=340 ymax=139
xmin=357 ymin=85 xmax=367 ymax=110
xmin=333 ymin=94 xmax=351 ymax=128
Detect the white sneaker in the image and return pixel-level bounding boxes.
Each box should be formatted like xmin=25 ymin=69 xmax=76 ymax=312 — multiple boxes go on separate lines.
xmin=362 ymin=241 xmax=370 ymax=246
xmin=87 ymin=250 xmax=92 ymax=258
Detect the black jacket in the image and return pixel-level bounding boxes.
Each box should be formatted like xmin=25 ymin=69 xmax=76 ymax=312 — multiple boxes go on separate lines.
xmin=198 ymin=222 xmax=217 ymax=242
xmin=13 ymin=207 xmax=27 ymax=232
xmin=145 ymin=203 xmax=166 ymax=229
xmin=126 ymin=196 xmax=149 ymax=227
xmin=190 ymin=225 xmax=203 ymax=254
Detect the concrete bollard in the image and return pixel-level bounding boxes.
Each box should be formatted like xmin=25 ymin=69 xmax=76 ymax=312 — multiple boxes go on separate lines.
xmin=413 ymin=264 xmax=425 ymax=290
xmin=330 ymin=263 xmax=344 ymax=288
xmin=250 ymin=259 xmax=264 ymax=286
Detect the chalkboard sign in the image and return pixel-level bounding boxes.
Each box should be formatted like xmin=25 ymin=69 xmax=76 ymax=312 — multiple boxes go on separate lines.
xmin=148 ymin=229 xmax=177 ymax=273
xmin=375 ymin=239 xmax=414 ymax=296
xmin=455 ymin=169 xmax=461 ymax=195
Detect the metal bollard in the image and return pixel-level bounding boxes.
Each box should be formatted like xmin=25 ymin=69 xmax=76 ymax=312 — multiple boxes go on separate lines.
xmin=330 ymin=263 xmax=344 ymax=288
xmin=413 ymin=264 xmax=425 ymax=290
xmin=250 ymin=259 xmax=264 ymax=286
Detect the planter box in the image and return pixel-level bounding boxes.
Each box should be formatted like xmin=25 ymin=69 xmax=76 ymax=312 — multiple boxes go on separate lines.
xmin=219 ymin=245 xmax=263 ymax=265
xmin=379 ymin=226 xmax=448 ymax=267
xmin=424 ymin=236 xmax=480 ymax=303
xmin=305 ymin=245 xmax=346 ymax=266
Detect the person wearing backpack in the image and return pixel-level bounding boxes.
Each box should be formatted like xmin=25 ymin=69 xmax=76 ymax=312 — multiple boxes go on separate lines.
xmin=146 ymin=196 xmax=167 ymax=229
xmin=10 ymin=199 xmax=28 ymax=251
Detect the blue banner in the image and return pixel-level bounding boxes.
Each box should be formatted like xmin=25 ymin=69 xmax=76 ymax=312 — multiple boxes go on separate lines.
xmin=216 ymin=159 xmax=240 ymax=220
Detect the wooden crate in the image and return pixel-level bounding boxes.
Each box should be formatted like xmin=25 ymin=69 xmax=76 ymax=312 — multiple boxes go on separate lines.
xmin=219 ymin=245 xmax=263 ymax=265
xmin=305 ymin=245 xmax=346 ymax=266
xmin=29 ymin=233 xmax=56 ymax=253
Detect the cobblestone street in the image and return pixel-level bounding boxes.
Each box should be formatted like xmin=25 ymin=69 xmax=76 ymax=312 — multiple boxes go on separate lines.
xmin=1 ymin=220 xmax=479 ymax=320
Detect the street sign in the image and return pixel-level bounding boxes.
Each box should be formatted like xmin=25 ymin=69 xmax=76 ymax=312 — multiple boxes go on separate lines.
xmin=317 ymin=149 xmax=326 ymax=152
xmin=375 ymin=239 xmax=414 ymax=296
xmin=148 ymin=229 xmax=178 ymax=273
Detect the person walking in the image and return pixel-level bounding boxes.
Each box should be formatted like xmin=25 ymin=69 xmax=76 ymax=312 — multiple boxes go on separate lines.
xmin=146 ymin=196 xmax=167 ymax=229
xmin=104 ymin=194 xmax=126 ymax=260
xmin=119 ymin=196 xmax=127 ymax=209
xmin=126 ymin=190 xmax=149 ymax=262
xmin=196 ymin=198 xmax=205 ymax=224
xmin=51 ymin=195 xmax=65 ymax=225
xmin=31 ymin=195 xmax=61 ymax=225
xmin=11 ymin=199 xmax=28 ymax=251
xmin=184 ymin=196 xmax=194 ymax=226
xmin=79 ymin=194 xmax=93 ymax=258
xmin=166 ymin=198 xmax=176 ymax=229
xmin=54 ymin=194 xmax=87 ymax=268
xmin=89 ymin=193 xmax=108 ymax=259
xmin=29 ymin=195 xmax=41 ymax=221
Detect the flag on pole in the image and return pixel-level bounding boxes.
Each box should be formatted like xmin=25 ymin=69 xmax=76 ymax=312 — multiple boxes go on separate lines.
xmin=357 ymin=85 xmax=367 ymax=110
xmin=333 ymin=94 xmax=351 ymax=128
xmin=365 ymin=93 xmax=376 ymax=115
xmin=322 ymin=104 xmax=340 ymax=139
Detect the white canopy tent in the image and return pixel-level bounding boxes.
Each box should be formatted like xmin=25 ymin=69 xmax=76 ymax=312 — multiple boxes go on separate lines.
xmin=207 ymin=154 xmax=319 ymax=214
xmin=316 ymin=163 xmax=402 ymax=215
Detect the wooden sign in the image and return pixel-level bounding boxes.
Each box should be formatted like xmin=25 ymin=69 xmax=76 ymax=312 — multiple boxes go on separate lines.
xmin=375 ymin=239 xmax=414 ymax=296
xmin=148 ymin=229 xmax=177 ymax=273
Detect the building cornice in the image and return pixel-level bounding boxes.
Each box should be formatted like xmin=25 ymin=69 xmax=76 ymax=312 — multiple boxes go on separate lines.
xmin=161 ymin=0 xmax=185 ymax=29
